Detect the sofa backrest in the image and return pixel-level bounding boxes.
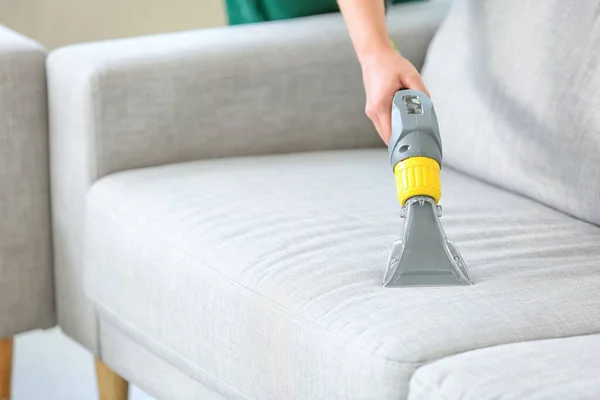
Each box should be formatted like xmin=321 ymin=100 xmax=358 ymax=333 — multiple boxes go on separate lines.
xmin=421 ymin=0 xmax=600 ymax=226
xmin=0 ymin=25 xmax=55 ymax=336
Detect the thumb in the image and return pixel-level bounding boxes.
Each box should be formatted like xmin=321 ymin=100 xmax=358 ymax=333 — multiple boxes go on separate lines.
xmin=404 ymin=73 xmax=430 ymax=98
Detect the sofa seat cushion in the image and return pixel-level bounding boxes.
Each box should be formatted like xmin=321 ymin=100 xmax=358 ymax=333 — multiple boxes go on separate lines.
xmin=84 ymin=149 xmax=600 ymax=400
xmin=409 ymin=334 xmax=600 ymax=400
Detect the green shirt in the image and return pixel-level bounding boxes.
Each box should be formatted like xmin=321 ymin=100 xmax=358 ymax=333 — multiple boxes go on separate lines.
xmin=225 ymin=0 xmax=422 ymax=25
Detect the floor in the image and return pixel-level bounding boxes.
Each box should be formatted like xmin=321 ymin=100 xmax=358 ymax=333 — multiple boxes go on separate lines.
xmin=13 ymin=327 xmax=155 ymax=399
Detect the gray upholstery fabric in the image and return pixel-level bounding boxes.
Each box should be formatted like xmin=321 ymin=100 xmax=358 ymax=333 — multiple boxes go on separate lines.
xmin=46 ymin=1 xmax=449 ymax=353
xmin=84 ymin=149 xmax=600 ymax=400
xmin=0 ymin=25 xmax=55 ymax=338
xmin=409 ymin=334 xmax=600 ymax=400
xmin=421 ymin=0 xmax=600 ymax=226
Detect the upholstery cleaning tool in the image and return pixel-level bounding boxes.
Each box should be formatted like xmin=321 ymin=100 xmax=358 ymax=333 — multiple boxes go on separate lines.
xmin=382 ymin=89 xmax=472 ymax=287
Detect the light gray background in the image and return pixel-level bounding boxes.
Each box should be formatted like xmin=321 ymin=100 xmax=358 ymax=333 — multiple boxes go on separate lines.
xmin=13 ymin=328 xmax=155 ymax=399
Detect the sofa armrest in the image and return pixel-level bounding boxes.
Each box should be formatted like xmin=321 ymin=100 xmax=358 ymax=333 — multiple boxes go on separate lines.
xmin=47 ymin=0 xmax=449 ymax=179
xmin=0 ymin=25 xmax=55 ymax=337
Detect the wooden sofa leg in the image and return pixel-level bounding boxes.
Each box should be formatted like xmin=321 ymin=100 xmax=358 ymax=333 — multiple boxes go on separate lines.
xmin=0 ymin=338 xmax=13 ymax=400
xmin=95 ymin=358 xmax=129 ymax=400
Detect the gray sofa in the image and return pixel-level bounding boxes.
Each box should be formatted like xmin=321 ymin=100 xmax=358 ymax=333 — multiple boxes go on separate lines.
xmin=46 ymin=0 xmax=600 ymax=399
xmin=0 ymin=25 xmax=55 ymax=397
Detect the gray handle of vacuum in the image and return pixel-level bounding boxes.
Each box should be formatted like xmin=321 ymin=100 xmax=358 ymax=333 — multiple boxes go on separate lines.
xmin=388 ymin=89 xmax=443 ymax=169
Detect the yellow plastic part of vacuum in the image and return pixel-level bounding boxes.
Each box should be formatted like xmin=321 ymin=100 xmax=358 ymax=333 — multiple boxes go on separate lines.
xmin=393 ymin=156 xmax=441 ymax=206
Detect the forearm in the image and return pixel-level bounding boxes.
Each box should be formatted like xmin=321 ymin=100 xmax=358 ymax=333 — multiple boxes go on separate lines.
xmin=338 ymin=0 xmax=393 ymax=64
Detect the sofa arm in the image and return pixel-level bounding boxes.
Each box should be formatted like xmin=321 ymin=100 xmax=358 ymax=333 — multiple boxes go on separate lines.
xmin=0 ymin=25 xmax=55 ymax=337
xmin=47 ymin=0 xmax=449 ymax=180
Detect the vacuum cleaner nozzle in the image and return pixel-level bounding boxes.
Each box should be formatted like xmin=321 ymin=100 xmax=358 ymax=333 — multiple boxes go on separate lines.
xmin=383 ymin=89 xmax=472 ymax=288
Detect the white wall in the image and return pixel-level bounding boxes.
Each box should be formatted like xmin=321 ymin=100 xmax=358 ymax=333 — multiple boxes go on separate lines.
xmin=0 ymin=0 xmax=226 ymax=49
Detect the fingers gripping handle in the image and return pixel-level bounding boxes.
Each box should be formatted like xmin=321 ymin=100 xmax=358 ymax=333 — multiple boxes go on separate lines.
xmin=389 ymin=89 xmax=444 ymax=205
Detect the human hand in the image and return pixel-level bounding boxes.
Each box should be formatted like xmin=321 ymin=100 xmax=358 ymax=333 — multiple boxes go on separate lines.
xmin=360 ymin=48 xmax=429 ymax=145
